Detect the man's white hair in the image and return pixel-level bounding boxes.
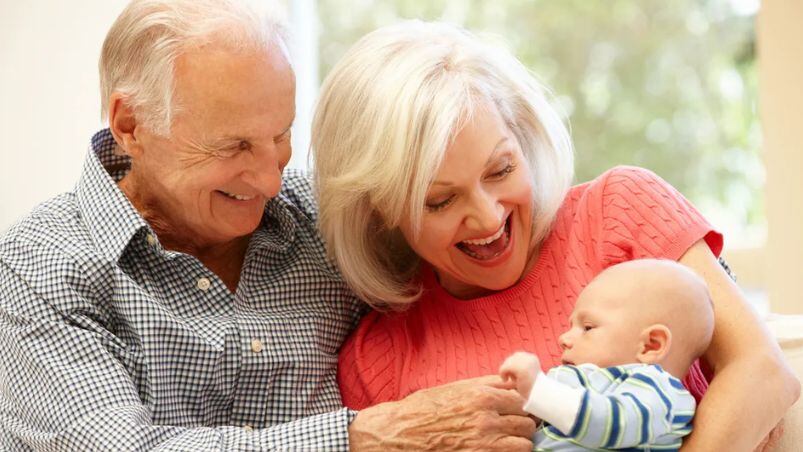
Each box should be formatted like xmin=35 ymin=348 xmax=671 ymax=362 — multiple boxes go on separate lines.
xmin=99 ymin=0 xmax=288 ymax=136
xmin=312 ymin=21 xmax=574 ymax=309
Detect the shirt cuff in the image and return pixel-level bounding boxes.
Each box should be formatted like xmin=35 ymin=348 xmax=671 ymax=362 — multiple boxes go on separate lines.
xmin=523 ymin=371 xmax=585 ymax=434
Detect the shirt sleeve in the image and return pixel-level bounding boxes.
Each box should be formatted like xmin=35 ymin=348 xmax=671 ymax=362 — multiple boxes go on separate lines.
xmin=526 ymin=365 xmax=694 ymax=449
xmin=337 ymin=311 xmax=399 ymax=410
xmin=597 ymin=166 xmax=723 ymax=266
xmin=0 ymin=262 xmax=353 ymax=451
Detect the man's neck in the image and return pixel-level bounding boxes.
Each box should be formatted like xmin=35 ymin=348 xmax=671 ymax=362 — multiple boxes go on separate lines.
xmin=118 ymin=174 xmax=251 ymax=293
xmin=155 ymin=225 xmax=251 ymax=294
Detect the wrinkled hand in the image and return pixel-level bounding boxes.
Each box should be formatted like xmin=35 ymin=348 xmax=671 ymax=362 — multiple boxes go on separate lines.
xmin=753 ymin=418 xmax=784 ymax=452
xmin=499 ymin=351 xmax=542 ymax=400
xmin=348 ymin=375 xmax=536 ymax=451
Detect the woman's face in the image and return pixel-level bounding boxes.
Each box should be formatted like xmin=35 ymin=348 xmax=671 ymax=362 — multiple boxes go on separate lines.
xmin=399 ymin=103 xmax=535 ymax=299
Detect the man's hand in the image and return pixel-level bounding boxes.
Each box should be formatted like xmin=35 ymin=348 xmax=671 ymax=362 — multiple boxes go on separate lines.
xmin=348 ymin=375 xmax=536 ymax=451
xmin=499 ymin=351 xmax=541 ymax=400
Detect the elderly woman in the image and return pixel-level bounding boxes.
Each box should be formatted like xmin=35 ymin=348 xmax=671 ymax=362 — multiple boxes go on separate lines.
xmin=312 ymin=21 xmax=799 ymax=450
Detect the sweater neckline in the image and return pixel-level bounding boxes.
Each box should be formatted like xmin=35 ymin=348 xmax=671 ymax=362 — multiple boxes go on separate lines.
xmin=421 ymin=232 xmax=554 ymax=311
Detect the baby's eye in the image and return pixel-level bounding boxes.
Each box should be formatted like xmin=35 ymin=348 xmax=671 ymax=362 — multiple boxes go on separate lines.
xmin=583 ymin=325 xmax=595 ymax=332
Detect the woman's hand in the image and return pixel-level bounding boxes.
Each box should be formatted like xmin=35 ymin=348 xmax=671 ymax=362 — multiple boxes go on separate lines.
xmin=348 ymin=375 xmax=536 ymax=451
xmin=754 ymin=419 xmax=784 ymax=452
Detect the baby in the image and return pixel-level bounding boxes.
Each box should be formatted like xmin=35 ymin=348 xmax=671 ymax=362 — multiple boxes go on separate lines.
xmin=500 ymin=259 xmax=715 ymax=451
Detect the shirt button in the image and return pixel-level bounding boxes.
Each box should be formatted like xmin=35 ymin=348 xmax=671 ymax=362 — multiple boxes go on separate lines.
xmin=196 ymin=277 xmax=211 ymax=291
xmin=251 ymin=338 xmax=263 ymax=353
xmin=243 ymin=424 xmax=253 ymax=431
xmin=146 ymin=233 xmax=157 ymax=246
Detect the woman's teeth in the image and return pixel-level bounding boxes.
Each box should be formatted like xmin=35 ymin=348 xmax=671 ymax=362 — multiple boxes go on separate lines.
xmin=461 ymin=222 xmax=506 ymax=246
xmin=456 ymin=217 xmax=512 ymax=260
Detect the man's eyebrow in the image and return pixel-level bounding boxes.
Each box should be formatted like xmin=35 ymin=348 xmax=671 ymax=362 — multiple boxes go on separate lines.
xmin=206 ymin=120 xmax=294 ymax=147
xmin=280 ymin=120 xmax=294 ymax=135
xmin=431 ymin=137 xmax=510 ymax=187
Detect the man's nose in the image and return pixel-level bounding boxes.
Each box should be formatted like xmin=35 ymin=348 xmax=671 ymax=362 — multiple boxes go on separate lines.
xmin=464 ymin=190 xmax=504 ymax=232
xmin=245 ymin=144 xmax=287 ymax=198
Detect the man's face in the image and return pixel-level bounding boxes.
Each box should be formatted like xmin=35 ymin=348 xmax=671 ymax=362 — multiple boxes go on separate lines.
xmin=130 ymin=45 xmax=295 ymax=247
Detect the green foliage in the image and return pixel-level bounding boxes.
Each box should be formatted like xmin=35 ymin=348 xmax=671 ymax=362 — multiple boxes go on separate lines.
xmin=318 ymin=0 xmax=762 ymax=231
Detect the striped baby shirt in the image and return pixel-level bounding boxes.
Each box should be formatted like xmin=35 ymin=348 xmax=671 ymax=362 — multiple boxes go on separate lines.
xmin=525 ymin=363 xmax=695 ymax=451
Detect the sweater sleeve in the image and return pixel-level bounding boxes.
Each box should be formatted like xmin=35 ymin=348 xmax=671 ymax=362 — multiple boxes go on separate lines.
xmin=337 ymin=311 xmax=399 ymax=410
xmin=597 ymin=166 xmax=723 ymax=266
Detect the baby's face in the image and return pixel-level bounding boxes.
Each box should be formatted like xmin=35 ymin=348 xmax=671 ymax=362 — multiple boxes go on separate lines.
xmin=558 ymin=277 xmax=646 ymax=368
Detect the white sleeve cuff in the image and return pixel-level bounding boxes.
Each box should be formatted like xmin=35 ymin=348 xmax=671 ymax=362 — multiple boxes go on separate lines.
xmin=522 ymin=371 xmax=586 ymax=434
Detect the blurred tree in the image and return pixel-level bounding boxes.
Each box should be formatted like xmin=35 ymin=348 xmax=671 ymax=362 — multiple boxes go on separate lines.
xmin=317 ymin=0 xmax=762 ymax=235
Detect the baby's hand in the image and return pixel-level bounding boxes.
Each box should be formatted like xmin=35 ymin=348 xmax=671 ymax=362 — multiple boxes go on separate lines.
xmin=499 ymin=351 xmax=542 ymax=401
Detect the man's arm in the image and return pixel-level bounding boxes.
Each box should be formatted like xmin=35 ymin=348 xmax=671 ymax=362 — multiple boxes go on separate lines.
xmin=347 ymin=375 xmax=536 ymax=452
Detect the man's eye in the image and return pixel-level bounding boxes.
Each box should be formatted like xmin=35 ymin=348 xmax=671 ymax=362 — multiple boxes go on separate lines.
xmin=426 ymin=195 xmax=455 ymax=212
xmin=238 ymin=140 xmax=252 ymax=151
xmin=274 ymin=129 xmax=291 ymax=144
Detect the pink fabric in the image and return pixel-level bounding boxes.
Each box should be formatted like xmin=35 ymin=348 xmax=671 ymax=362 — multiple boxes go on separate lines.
xmin=338 ymin=166 xmax=722 ymax=410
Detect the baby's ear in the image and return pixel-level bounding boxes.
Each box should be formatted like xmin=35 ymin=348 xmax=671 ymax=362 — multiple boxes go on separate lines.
xmin=636 ymin=324 xmax=672 ymax=365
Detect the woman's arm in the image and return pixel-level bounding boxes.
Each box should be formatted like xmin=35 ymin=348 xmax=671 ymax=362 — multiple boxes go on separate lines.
xmin=678 ymin=240 xmax=800 ymax=451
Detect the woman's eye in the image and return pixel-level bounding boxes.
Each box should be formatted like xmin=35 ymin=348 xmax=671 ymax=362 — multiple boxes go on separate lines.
xmin=488 ymin=163 xmax=517 ymax=179
xmin=426 ymin=195 xmax=455 ymax=212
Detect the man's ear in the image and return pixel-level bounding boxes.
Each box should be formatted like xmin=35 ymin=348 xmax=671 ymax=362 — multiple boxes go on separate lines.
xmin=108 ymin=93 xmax=144 ymax=158
xmin=636 ymin=324 xmax=672 ymax=365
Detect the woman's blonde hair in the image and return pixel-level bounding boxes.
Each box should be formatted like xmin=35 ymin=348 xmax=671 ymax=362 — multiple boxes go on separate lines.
xmin=312 ymin=21 xmax=574 ymax=310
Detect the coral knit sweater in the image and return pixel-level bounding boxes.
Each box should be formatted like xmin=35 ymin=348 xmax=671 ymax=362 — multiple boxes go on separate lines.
xmin=338 ymin=166 xmax=723 ymax=410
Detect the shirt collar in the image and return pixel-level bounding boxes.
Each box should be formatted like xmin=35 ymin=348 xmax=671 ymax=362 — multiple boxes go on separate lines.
xmin=76 ymin=129 xmax=149 ymax=262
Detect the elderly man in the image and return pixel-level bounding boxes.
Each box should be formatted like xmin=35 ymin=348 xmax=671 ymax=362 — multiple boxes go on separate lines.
xmin=0 ymin=0 xmax=534 ymax=450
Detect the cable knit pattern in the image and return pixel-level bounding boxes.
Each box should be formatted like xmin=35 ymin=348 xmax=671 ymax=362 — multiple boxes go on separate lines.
xmin=338 ymin=166 xmax=723 ymax=410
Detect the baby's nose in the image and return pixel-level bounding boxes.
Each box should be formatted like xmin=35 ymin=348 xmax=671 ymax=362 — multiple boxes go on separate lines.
xmin=558 ymin=332 xmax=571 ymax=350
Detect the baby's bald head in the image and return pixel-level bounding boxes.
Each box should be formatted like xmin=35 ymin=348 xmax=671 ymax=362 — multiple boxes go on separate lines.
xmin=566 ymin=259 xmax=714 ymax=378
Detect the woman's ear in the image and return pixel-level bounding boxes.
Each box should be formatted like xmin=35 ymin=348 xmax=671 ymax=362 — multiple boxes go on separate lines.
xmin=636 ymin=324 xmax=672 ymax=365
xmin=108 ymin=93 xmax=143 ymax=158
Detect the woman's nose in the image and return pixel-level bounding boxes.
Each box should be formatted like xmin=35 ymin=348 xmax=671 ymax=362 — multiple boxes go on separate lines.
xmin=464 ymin=190 xmax=504 ymax=232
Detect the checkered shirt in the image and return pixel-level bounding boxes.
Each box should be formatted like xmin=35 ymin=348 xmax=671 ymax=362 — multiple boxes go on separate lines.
xmin=0 ymin=129 xmax=364 ymax=451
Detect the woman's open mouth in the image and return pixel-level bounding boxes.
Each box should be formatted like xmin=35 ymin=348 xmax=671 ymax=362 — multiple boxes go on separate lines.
xmin=455 ymin=215 xmax=512 ymax=261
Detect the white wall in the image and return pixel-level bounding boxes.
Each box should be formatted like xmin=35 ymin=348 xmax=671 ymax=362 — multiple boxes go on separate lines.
xmin=0 ymin=1 xmax=130 ymax=231
xmin=758 ymin=0 xmax=803 ymax=314
xmin=0 ymin=0 xmax=316 ymax=232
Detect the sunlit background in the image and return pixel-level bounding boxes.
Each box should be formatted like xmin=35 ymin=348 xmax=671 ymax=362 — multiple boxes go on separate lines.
xmin=318 ymin=0 xmax=764 ymax=246
xmin=2 ymin=0 xmax=800 ymax=313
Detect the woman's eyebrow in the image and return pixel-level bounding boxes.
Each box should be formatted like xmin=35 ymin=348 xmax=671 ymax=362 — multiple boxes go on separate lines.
xmin=431 ymin=137 xmax=511 ymax=187
xmin=483 ymin=137 xmax=510 ymax=167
